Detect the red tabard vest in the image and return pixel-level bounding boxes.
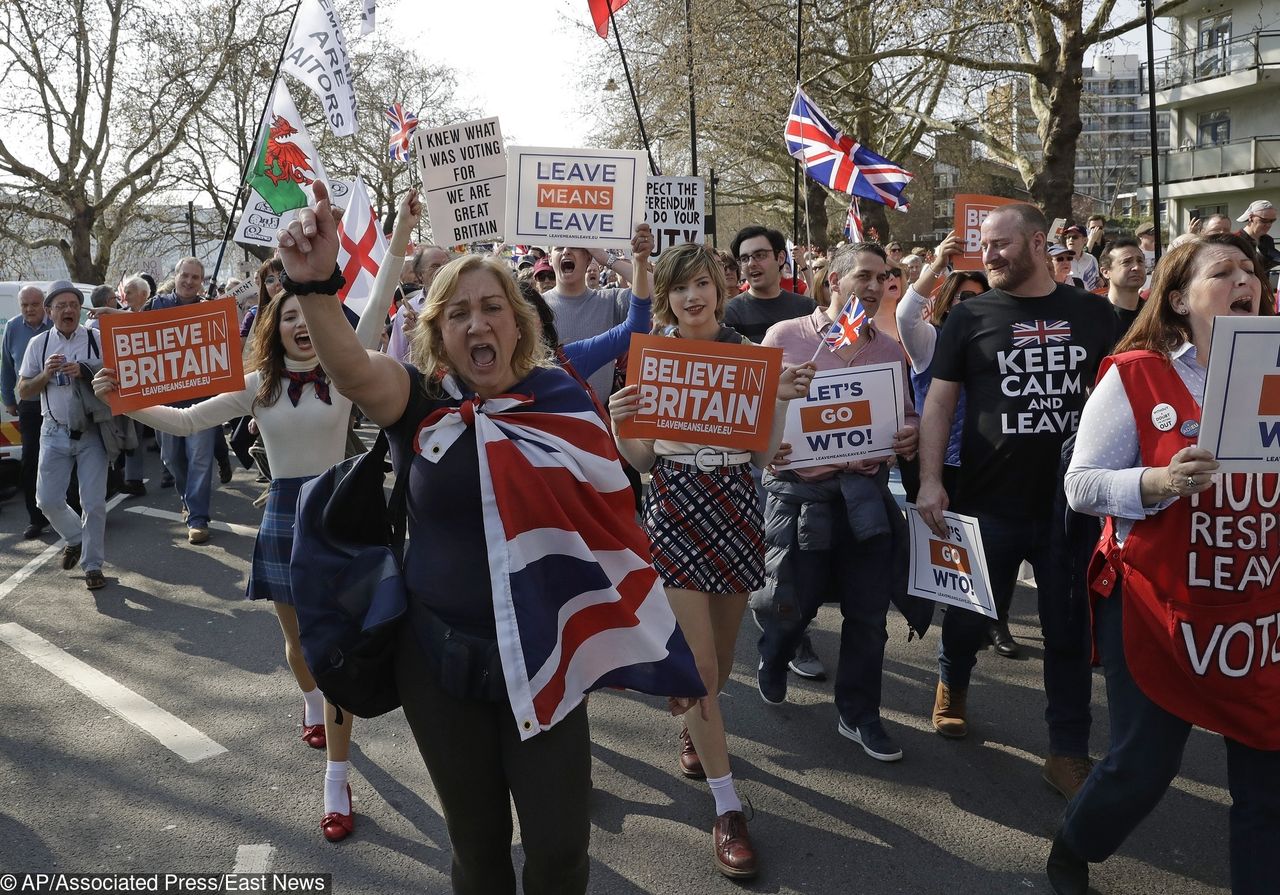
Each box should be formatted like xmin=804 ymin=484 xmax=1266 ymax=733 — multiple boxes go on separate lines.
xmin=1090 ymin=350 xmax=1280 ymax=750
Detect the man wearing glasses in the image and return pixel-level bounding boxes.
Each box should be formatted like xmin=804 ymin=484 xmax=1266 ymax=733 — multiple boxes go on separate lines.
xmin=1234 ymin=199 xmax=1280 ymax=268
xmin=723 ymin=227 xmax=815 ymax=345
xmin=15 ymin=282 xmax=109 ymax=590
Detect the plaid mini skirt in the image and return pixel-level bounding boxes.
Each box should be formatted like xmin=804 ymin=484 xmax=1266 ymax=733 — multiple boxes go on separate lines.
xmin=643 ymin=459 xmax=764 ymax=595
xmin=246 ymin=475 xmax=311 ymax=603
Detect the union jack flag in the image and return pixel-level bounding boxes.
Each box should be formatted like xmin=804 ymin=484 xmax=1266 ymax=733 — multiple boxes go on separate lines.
xmin=824 ymin=295 xmax=868 ymax=351
xmin=785 ymin=86 xmax=913 ymax=211
xmin=385 ymin=103 xmax=418 ymax=162
xmin=843 ymin=197 xmax=864 ymax=242
xmin=1011 ymin=319 xmax=1072 ymax=347
xmin=414 ymin=368 xmax=704 ymax=739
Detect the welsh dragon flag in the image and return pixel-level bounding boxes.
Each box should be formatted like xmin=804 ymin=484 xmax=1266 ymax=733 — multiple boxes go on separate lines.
xmin=234 ymin=80 xmax=331 ymax=249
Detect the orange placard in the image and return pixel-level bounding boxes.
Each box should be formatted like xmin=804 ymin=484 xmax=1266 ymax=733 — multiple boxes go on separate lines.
xmin=618 ymin=333 xmax=783 ymax=452
xmin=952 ymin=194 xmax=1021 ymax=270
xmin=929 ymin=539 xmax=972 ymax=574
xmin=100 ymin=298 xmax=245 ymax=413
xmin=1257 ymin=374 xmax=1280 ymax=416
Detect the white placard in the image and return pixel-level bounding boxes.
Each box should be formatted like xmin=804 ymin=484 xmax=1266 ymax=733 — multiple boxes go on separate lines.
xmin=414 ymin=116 xmax=506 ymax=245
xmin=1198 ymin=315 xmax=1280 ymax=473
xmin=505 ymin=146 xmax=647 ymax=250
xmin=644 ymin=176 xmax=704 ymax=257
xmin=780 ymin=362 xmax=905 ymax=469
xmin=905 ymin=507 xmax=997 ymax=619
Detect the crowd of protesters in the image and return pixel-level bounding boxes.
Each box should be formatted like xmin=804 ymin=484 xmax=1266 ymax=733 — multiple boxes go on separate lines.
xmin=3 ymin=189 xmax=1277 ymax=894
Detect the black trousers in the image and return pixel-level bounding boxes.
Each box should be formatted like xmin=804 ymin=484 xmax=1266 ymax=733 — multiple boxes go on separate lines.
xmin=17 ymin=403 xmax=47 ymax=526
xmin=395 ymin=624 xmax=591 ymax=895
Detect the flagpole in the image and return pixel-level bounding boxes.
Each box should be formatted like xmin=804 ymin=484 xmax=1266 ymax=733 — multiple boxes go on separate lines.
xmin=207 ymin=0 xmax=303 ymax=294
xmin=608 ymin=4 xmax=658 ymax=176
xmin=792 ymin=0 xmax=802 ymax=247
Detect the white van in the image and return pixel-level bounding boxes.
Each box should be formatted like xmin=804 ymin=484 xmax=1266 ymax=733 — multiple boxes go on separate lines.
xmin=0 ymin=280 xmax=99 ymax=484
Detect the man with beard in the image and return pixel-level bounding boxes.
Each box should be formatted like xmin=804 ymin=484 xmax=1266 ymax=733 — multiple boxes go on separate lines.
xmin=916 ymin=204 xmax=1116 ymax=800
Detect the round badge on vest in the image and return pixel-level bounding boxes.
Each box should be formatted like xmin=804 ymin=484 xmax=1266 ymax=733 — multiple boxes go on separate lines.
xmin=1151 ymin=403 xmax=1177 ymax=432
xmin=1180 ymin=419 xmax=1200 ymax=438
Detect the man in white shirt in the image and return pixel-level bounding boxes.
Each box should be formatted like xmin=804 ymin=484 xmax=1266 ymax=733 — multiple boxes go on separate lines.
xmin=387 ymin=244 xmax=450 ymax=362
xmin=16 ymin=281 xmax=108 ymax=590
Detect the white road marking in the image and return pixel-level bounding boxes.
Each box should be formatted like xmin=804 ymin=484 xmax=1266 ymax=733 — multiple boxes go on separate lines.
xmin=0 ymin=622 xmax=228 ymax=763
xmin=125 ymin=505 xmax=259 ymax=537
xmin=0 ymin=490 xmax=133 ymax=603
xmin=232 ymin=844 xmax=275 ymax=873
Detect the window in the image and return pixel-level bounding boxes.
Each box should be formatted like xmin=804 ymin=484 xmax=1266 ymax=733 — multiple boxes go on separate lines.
xmin=1196 ymin=109 xmax=1231 ymax=147
xmin=934 ymin=199 xmax=955 ymax=219
xmin=934 ymin=172 xmax=954 ymax=189
xmin=1196 ymin=14 xmax=1232 ymax=78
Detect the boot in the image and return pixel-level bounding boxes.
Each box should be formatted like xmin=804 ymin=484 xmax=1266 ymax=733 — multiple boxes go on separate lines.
xmin=932 ymin=680 xmax=968 ymax=738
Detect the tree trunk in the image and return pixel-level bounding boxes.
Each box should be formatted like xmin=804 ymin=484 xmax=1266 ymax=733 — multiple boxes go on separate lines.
xmin=61 ymin=202 xmax=107 ymax=284
xmin=804 ymin=181 xmax=830 ymax=250
xmin=1029 ymin=34 xmax=1086 ymax=221
xmin=861 ymin=201 xmax=892 ymax=244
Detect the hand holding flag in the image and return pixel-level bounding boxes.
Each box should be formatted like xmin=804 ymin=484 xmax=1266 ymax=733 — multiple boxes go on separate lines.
xmin=809 ymin=295 xmax=868 ymax=362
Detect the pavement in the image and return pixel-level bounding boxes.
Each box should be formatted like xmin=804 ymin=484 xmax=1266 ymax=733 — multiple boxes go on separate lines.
xmin=0 ymin=455 xmax=1232 ymax=894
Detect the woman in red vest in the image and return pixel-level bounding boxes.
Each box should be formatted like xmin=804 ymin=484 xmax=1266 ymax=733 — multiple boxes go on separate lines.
xmin=1047 ymin=232 xmax=1278 ymax=895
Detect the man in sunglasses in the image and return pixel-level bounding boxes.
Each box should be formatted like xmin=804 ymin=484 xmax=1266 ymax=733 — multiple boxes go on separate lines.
xmin=723 ymin=226 xmax=815 ymax=345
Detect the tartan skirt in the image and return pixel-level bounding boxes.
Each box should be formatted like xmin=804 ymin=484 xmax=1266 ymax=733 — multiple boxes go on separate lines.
xmin=246 ymin=475 xmax=312 ymax=603
xmin=643 ymin=459 xmax=764 ymax=595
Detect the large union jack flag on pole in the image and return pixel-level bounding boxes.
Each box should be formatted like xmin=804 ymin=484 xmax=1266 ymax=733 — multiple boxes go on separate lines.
xmin=386 ymin=103 xmax=418 ymax=162
xmin=414 ymin=368 xmax=705 ymax=739
xmin=785 ymin=86 xmax=913 ymax=212
xmin=843 ymin=197 xmax=864 ymax=242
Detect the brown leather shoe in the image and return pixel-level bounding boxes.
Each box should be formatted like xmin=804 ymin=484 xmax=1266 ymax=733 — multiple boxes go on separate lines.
xmin=1043 ymin=755 xmax=1094 ymax=800
xmin=932 ymin=680 xmax=968 ymax=738
xmin=678 ymin=726 xmax=705 ymax=779
xmin=712 ymin=810 xmax=757 ymax=879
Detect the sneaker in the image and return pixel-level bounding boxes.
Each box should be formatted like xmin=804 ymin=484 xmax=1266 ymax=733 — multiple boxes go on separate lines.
xmin=61 ymin=543 xmax=82 ymax=570
xmin=756 ymin=659 xmax=786 ymax=705
xmin=838 ymin=718 xmax=903 ymax=762
xmin=218 ymin=455 xmax=233 ymax=484
xmin=1042 ymin=754 xmax=1094 ymax=800
xmin=188 ymin=527 xmax=210 ymax=545
xmin=85 ymin=569 xmax=107 ymax=590
xmin=119 ymin=480 xmax=147 ymax=497
xmin=788 ymin=634 xmax=828 ymax=680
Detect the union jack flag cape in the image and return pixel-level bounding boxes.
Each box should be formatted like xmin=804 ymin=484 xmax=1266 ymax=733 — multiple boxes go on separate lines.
xmin=386 ymin=103 xmax=418 ymax=162
xmin=824 ymin=295 xmax=868 ymax=351
xmin=414 ymin=367 xmax=705 ymax=739
xmin=785 ymin=86 xmax=913 ymax=212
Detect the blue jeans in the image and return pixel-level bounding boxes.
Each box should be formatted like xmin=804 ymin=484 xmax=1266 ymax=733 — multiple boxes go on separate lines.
xmin=1061 ymin=589 xmax=1280 ymax=893
xmin=758 ymin=499 xmax=891 ymax=727
xmin=160 ymin=427 xmax=215 ymax=528
xmin=937 ymin=510 xmax=1092 ymax=756
xmin=36 ymin=421 xmax=107 ymax=571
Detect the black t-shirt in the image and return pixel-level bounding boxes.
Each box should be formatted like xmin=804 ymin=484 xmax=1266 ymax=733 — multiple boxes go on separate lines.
xmin=1112 ymin=303 xmax=1140 ymax=340
xmin=931 ymin=284 xmax=1118 ymax=518
xmin=723 ymin=290 xmax=815 ymax=344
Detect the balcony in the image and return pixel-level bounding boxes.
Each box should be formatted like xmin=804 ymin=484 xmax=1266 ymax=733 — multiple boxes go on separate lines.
xmin=1138 ymin=135 xmax=1280 ymax=198
xmin=1140 ymin=32 xmax=1280 ymax=107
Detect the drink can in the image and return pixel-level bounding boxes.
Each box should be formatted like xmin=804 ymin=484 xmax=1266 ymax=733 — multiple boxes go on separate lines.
xmin=53 ymin=371 xmax=69 ymax=387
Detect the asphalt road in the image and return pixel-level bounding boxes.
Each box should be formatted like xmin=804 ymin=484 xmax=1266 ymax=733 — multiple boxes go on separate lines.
xmin=0 ymin=452 xmax=1232 ymax=894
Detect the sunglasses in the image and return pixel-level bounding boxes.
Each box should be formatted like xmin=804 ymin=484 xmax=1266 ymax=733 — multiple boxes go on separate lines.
xmin=1054 ymin=255 xmax=1074 ymax=262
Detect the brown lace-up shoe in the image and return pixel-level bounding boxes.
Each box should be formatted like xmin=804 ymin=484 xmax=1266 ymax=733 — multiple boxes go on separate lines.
xmin=712 ymin=810 xmax=757 ymax=879
xmin=678 ymin=726 xmax=705 ymax=779
xmin=932 ymin=680 xmax=968 ymax=738
xmin=1043 ymin=755 xmax=1094 ymax=800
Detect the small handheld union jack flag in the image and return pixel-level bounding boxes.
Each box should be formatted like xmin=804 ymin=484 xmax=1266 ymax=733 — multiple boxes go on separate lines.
xmin=386 ymin=103 xmax=418 ymax=162
xmin=824 ymin=295 xmax=868 ymax=351
xmin=785 ymin=86 xmax=913 ymax=212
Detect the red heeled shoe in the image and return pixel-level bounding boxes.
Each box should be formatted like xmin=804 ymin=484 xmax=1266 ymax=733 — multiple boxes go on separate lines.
xmin=301 ymin=704 xmax=326 ymax=750
xmin=321 ymin=784 xmax=354 ymax=843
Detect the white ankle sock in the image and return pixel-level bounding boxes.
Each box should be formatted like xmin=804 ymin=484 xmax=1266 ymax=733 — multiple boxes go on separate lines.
xmin=324 ymin=760 xmax=350 ymax=815
xmin=707 ymin=772 xmax=742 ymax=816
xmin=302 ymin=688 xmax=325 ymax=726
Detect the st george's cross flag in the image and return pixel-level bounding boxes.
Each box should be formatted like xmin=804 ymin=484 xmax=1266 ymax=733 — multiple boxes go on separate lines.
xmin=386 ymin=103 xmax=418 ymax=162
xmin=824 ymin=295 xmax=868 ymax=351
xmin=413 ymin=369 xmax=705 ymax=739
xmin=335 ymin=176 xmax=388 ymax=316
xmin=785 ymin=86 xmax=913 ymax=211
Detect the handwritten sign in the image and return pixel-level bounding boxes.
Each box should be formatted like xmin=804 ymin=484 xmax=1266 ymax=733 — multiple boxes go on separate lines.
xmin=780 ymin=363 xmax=905 ymax=468
xmin=644 ymin=176 xmax=705 ymax=258
xmin=100 ymin=299 xmax=245 ymax=413
xmin=1198 ymin=315 xmax=1280 ymax=473
xmin=505 ymin=146 xmax=647 ymax=250
xmin=905 ymin=507 xmax=996 ymax=618
xmin=223 ymin=278 xmax=259 ymax=312
xmin=618 ymin=334 xmax=782 ymax=452
xmin=953 ymin=194 xmax=1020 ymax=269
xmin=414 ymin=116 xmax=506 ymax=245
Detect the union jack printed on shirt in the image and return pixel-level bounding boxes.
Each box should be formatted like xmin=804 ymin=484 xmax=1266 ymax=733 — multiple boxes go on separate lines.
xmin=414 ymin=368 xmax=704 ymax=739
xmin=785 ymin=86 xmax=913 ymax=211
xmin=1011 ymin=319 xmax=1072 ymax=348
xmin=386 ymin=103 xmax=418 ymax=162
xmin=843 ymin=197 xmax=864 ymax=242
xmin=824 ymin=295 xmax=868 ymax=351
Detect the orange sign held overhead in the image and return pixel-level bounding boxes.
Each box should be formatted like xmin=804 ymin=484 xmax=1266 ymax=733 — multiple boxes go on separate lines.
xmin=100 ymin=298 xmax=245 ymax=413
xmin=952 ymin=194 xmax=1021 ymax=270
xmin=618 ymin=333 xmax=783 ymax=452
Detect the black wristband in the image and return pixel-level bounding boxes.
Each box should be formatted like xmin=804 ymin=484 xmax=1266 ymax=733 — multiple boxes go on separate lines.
xmin=281 ymin=264 xmax=346 ymax=296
